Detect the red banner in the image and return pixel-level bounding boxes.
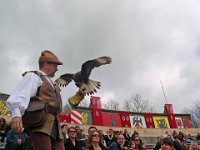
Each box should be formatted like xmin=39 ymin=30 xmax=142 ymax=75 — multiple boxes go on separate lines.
xmin=102 ymin=113 xmax=122 ymax=127
xmin=144 ymin=113 xmax=155 ymax=128
xmin=91 ymin=96 xmax=103 ymax=126
xmin=167 ymin=114 xmax=177 ymax=128
xmin=59 ymin=114 xmax=71 ymax=123
xmin=91 ymin=96 xmax=102 ymax=109
xmin=164 ymin=104 xmax=174 ymax=115
xmin=120 ymin=112 xmax=131 ymax=127
xmin=182 ymin=117 xmax=191 ymax=128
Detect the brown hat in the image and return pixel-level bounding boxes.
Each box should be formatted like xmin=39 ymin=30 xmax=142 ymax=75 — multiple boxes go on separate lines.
xmin=38 ymin=50 xmax=63 ymax=65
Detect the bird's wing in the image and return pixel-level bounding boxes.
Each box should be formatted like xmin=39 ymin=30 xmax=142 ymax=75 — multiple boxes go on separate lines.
xmin=81 ymin=56 xmax=112 ymax=82
xmin=55 ymin=73 xmax=74 ymax=87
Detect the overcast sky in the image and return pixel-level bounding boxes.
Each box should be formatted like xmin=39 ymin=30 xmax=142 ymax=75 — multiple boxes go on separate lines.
xmin=1 ymin=0 xmax=200 ymax=113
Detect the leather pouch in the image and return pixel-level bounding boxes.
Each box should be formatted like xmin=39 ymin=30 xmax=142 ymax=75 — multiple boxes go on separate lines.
xmin=22 ymin=99 xmax=48 ymax=129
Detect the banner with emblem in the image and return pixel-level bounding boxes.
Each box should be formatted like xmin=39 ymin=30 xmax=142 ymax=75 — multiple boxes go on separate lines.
xmin=81 ymin=109 xmax=93 ymax=125
xmin=144 ymin=113 xmax=155 ymax=128
xmin=153 ymin=116 xmax=170 ymax=129
xmin=120 ymin=112 xmax=131 ymax=127
xmin=70 ymin=110 xmax=82 ymax=124
xmin=59 ymin=114 xmax=71 ymax=123
xmin=164 ymin=104 xmax=174 ymax=115
xmin=91 ymin=96 xmax=103 ymax=126
xmin=102 ymin=112 xmax=122 ymax=127
xmin=130 ymin=115 xmax=147 ymax=128
xmin=181 ymin=117 xmax=191 ymax=128
xmin=175 ymin=117 xmax=184 ymax=128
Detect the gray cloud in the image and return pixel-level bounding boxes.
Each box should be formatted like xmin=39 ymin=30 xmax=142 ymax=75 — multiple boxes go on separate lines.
xmin=1 ymin=0 xmax=200 ymax=113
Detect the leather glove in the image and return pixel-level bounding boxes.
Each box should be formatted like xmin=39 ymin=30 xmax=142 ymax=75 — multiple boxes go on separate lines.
xmin=68 ymin=88 xmax=86 ymax=107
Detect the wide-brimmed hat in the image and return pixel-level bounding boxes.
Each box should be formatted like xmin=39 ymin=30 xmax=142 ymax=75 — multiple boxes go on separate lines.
xmin=38 ymin=50 xmax=63 ymax=65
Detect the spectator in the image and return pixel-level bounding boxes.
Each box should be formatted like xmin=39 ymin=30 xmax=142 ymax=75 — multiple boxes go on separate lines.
xmin=133 ymin=136 xmax=145 ymax=150
xmin=85 ymin=130 xmax=107 ymax=150
xmin=160 ymin=137 xmax=173 ymax=150
xmin=131 ymin=131 xmax=139 ymax=141
xmin=189 ymin=141 xmax=199 ymax=150
xmin=128 ymin=140 xmax=136 ymax=150
xmin=0 ymin=117 xmax=7 ymax=145
xmin=108 ymin=133 xmax=127 ymax=150
xmin=107 ymin=131 xmax=120 ymax=147
xmin=61 ymin=124 xmax=68 ymax=147
xmin=104 ymin=129 xmax=114 ymax=147
xmin=123 ymin=129 xmax=131 ymax=147
xmin=65 ymin=127 xmax=82 ymax=150
xmin=196 ymin=133 xmax=200 ymax=141
xmin=5 ymin=128 xmax=32 ymax=150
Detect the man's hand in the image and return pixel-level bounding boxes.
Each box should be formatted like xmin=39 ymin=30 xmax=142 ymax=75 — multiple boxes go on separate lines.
xmin=11 ymin=116 xmax=24 ymax=133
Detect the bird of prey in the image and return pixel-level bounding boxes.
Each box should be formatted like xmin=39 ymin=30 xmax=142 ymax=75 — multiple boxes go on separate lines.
xmin=55 ymin=56 xmax=112 ymax=95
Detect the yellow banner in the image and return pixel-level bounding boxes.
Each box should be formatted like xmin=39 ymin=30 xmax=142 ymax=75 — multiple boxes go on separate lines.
xmin=153 ymin=116 xmax=170 ymax=128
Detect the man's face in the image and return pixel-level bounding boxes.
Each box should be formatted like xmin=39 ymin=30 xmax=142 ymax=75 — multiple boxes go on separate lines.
xmin=117 ymin=134 xmax=125 ymax=146
xmin=45 ymin=62 xmax=58 ymax=77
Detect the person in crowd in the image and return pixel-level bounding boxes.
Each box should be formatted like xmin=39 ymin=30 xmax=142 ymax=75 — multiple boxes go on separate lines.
xmin=99 ymin=130 xmax=107 ymax=146
xmin=84 ymin=126 xmax=98 ymax=149
xmin=196 ymin=133 xmax=200 ymax=141
xmin=104 ymin=129 xmax=114 ymax=147
xmin=131 ymin=131 xmax=139 ymax=141
xmin=5 ymin=128 xmax=32 ymax=150
xmin=186 ymin=134 xmax=194 ymax=143
xmin=107 ymin=131 xmax=120 ymax=147
xmin=128 ymin=140 xmax=136 ymax=150
xmin=153 ymin=137 xmax=161 ymax=150
xmin=0 ymin=117 xmax=7 ymax=145
xmin=189 ymin=141 xmax=200 ymax=150
xmin=173 ymin=134 xmax=188 ymax=150
xmin=65 ymin=127 xmax=82 ymax=150
xmin=85 ymin=130 xmax=107 ymax=150
xmin=108 ymin=133 xmax=127 ymax=150
xmin=123 ymin=129 xmax=131 ymax=147
xmin=6 ymin=50 xmax=86 ymax=150
xmin=75 ymin=125 xmax=86 ymax=141
xmin=160 ymin=137 xmax=173 ymax=150
xmin=133 ymin=136 xmax=145 ymax=150
xmin=61 ymin=124 xmax=68 ymax=147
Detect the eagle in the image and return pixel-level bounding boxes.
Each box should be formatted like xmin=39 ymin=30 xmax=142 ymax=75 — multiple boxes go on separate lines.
xmin=55 ymin=56 xmax=112 ymax=95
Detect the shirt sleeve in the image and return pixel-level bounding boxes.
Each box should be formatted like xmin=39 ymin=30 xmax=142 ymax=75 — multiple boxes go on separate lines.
xmin=6 ymin=72 xmax=41 ymax=118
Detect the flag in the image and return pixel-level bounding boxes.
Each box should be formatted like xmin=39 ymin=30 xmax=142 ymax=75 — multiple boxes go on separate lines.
xmin=144 ymin=113 xmax=155 ymax=128
xmin=102 ymin=113 xmax=122 ymax=127
xmin=175 ymin=117 xmax=184 ymax=128
xmin=71 ymin=110 xmax=82 ymax=124
xmin=167 ymin=114 xmax=177 ymax=128
xmin=59 ymin=114 xmax=71 ymax=123
xmin=153 ymin=116 xmax=170 ymax=129
xmin=130 ymin=115 xmax=147 ymax=128
xmin=81 ymin=109 xmax=93 ymax=125
xmin=182 ymin=117 xmax=191 ymax=128
xmin=91 ymin=96 xmax=103 ymax=126
xmin=120 ymin=112 xmax=131 ymax=127
xmin=164 ymin=104 xmax=174 ymax=115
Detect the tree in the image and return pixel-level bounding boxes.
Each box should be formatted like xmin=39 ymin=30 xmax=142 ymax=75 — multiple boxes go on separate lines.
xmin=122 ymin=94 xmax=155 ymax=113
xmin=103 ymin=99 xmax=120 ymax=111
xmin=183 ymin=100 xmax=200 ymax=128
xmin=79 ymin=98 xmax=90 ymax=107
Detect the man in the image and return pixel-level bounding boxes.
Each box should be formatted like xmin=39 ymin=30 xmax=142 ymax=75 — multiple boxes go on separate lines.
xmin=6 ymin=50 xmax=85 ymax=150
xmin=108 ymin=133 xmax=127 ymax=150
xmin=104 ymin=128 xmax=114 ymax=147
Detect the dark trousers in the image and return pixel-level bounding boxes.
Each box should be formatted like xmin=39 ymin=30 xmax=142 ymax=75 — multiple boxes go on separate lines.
xmin=30 ymin=132 xmax=64 ymax=150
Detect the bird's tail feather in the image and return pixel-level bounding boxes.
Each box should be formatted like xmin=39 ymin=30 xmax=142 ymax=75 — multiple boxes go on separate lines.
xmin=80 ymin=79 xmax=101 ymax=95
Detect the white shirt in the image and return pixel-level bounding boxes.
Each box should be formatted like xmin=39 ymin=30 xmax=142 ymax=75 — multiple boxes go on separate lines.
xmin=6 ymin=70 xmax=72 ymax=118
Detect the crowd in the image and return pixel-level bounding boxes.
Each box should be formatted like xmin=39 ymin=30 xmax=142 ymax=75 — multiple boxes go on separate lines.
xmin=1 ymin=116 xmax=200 ymax=150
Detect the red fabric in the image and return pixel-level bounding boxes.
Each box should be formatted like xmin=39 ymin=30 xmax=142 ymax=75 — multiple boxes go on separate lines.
xmin=59 ymin=114 xmax=71 ymax=123
xmin=164 ymin=104 xmax=174 ymax=115
xmin=120 ymin=112 xmax=131 ymax=127
xmin=144 ymin=113 xmax=155 ymax=128
xmin=182 ymin=117 xmax=191 ymax=128
xmin=91 ymin=96 xmax=102 ymax=109
xmin=91 ymin=96 xmax=103 ymax=126
xmin=167 ymin=114 xmax=177 ymax=128
xmin=102 ymin=113 xmax=122 ymax=127
xmin=92 ymin=108 xmax=103 ymax=126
